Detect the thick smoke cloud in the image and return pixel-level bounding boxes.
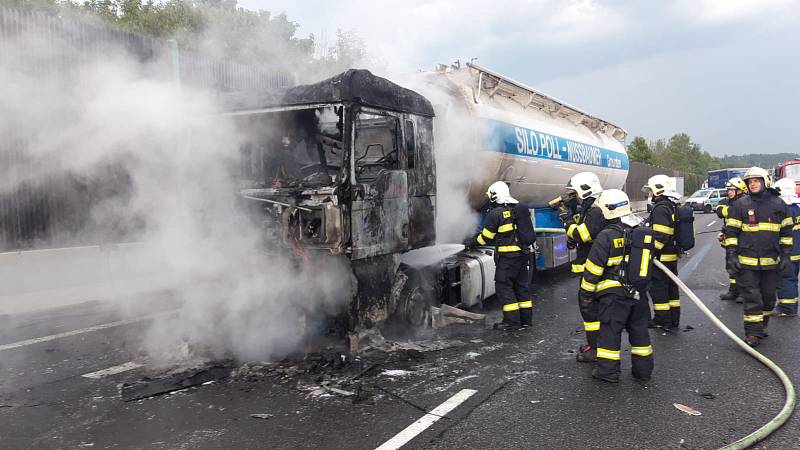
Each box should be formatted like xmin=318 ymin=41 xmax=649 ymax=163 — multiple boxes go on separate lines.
xmin=400 ymin=74 xmax=481 ymax=244
xmin=0 ymin=17 xmax=349 ymax=365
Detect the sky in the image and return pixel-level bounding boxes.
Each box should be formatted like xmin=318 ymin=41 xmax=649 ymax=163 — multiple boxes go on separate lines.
xmin=237 ymin=0 xmax=800 ymax=156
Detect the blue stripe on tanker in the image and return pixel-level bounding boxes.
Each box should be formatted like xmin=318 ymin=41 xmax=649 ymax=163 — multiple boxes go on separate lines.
xmin=483 ymin=118 xmax=630 ymax=171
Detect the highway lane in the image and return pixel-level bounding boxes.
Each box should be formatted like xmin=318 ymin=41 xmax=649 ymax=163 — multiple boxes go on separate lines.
xmin=2 ymin=212 xmax=799 ymax=449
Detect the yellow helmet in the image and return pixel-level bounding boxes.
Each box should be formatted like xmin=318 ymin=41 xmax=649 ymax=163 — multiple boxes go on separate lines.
xmin=742 ymin=166 xmax=772 ymax=189
xmin=725 ymin=177 xmax=746 ymax=192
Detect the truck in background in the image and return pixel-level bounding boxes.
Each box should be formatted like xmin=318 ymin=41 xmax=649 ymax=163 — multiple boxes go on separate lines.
xmin=686 ymin=168 xmax=747 ymax=212
xmin=774 ymin=159 xmax=800 ymax=188
xmin=215 ymin=63 xmax=628 ymax=334
xmin=706 ymin=168 xmax=748 ymax=189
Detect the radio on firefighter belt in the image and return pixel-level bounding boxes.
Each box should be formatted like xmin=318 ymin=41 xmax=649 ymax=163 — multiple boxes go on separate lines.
xmin=605 ymin=223 xmax=657 ymax=297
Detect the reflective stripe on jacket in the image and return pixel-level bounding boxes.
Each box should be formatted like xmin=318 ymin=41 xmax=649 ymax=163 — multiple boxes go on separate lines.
xmin=649 ymin=198 xmax=678 ymax=262
xmin=564 ymin=196 xmax=607 ymax=271
xmin=475 ymin=205 xmax=525 ymax=255
xmin=579 ymin=222 xmax=631 ymax=299
xmin=718 ymin=195 xmax=743 ymax=248
xmin=725 ymin=191 xmax=792 ymax=270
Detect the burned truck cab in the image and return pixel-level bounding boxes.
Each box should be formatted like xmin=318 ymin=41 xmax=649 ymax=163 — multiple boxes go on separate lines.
xmin=226 ymin=70 xmax=436 ymax=330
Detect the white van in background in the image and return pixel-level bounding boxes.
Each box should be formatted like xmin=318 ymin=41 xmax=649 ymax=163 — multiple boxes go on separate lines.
xmin=685 ymin=188 xmax=727 ymax=213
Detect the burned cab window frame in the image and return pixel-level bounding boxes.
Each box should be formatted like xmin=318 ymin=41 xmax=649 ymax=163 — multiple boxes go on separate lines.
xmin=353 ymin=109 xmax=401 ymax=183
xmin=235 ymin=105 xmax=345 ymax=190
xmin=404 ymin=118 xmax=416 ymax=169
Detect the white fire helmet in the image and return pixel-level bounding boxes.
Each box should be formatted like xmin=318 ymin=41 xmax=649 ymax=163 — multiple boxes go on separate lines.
xmin=642 ymin=174 xmax=675 ymax=197
xmin=743 ymin=166 xmax=773 ymax=189
xmin=486 ymin=181 xmax=519 ymax=204
xmin=566 ymin=172 xmax=603 ymax=199
xmin=774 ymin=178 xmax=798 ymax=204
xmin=597 ymin=189 xmax=632 ymax=220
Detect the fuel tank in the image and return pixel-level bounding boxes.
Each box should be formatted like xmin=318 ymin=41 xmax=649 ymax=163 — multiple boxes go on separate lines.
xmin=414 ymin=63 xmax=629 ymax=209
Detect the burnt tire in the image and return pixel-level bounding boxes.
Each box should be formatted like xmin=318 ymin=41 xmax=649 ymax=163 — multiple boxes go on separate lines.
xmin=395 ymin=265 xmax=432 ymax=327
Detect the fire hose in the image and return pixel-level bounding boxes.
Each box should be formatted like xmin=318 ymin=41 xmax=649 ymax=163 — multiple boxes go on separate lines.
xmin=653 ymin=259 xmax=796 ymax=449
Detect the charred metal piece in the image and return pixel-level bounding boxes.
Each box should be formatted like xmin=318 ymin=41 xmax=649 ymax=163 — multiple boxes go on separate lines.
xmin=119 ymin=363 xmax=232 ymax=402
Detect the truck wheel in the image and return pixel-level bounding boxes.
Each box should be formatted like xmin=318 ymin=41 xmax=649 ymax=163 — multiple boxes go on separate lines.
xmin=395 ymin=266 xmax=431 ymax=327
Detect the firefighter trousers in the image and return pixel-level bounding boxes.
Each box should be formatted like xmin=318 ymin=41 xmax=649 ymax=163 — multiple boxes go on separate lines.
xmin=577 ymin=284 xmax=599 ymax=349
xmin=776 ymin=262 xmax=799 ymax=315
xmin=738 ymin=268 xmax=778 ymax=337
xmin=725 ymin=258 xmax=739 ymax=299
xmin=495 ymin=253 xmax=533 ymax=326
xmin=595 ymin=293 xmax=654 ymax=381
xmin=649 ymin=260 xmax=680 ymax=328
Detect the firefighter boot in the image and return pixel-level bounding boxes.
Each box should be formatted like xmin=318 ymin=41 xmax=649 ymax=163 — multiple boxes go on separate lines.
xmin=493 ymin=322 xmax=521 ymax=331
xmin=519 ymin=303 xmax=533 ymax=329
xmin=745 ymin=335 xmax=761 ymax=347
xmin=494 ymin=307 xmax=522 ymax=331
xmin=591 ymin=367 xmax=619 ymax=383
xmin=720 ymin=284 xmax=738 ymax=301
xmin=576 ymin=331 xmax=598 ymax=363
xmin=576 ymin=344 xmax=596 ymax=362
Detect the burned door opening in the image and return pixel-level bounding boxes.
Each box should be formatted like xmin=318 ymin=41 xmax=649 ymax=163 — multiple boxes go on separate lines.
xmin=221 ymin=69 xmax=437 ymax=334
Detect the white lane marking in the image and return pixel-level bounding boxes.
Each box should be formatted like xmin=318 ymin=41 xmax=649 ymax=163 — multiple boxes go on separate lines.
xmin=375 ymin=388 xmax=477 ymax=450
xmin=0 ymin=310 xmax=175 ymax=352
xmin=82 ymin=362 xmax=143 ymax=379
xmin=707 ymin=220 xmax=717 ymax=227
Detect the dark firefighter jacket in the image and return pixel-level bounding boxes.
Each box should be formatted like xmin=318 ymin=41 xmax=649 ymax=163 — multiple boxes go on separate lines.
xmin=475 ymin=204 xmax=529 ymax=256
xmin=716 ymin=194 xmax=744 ymax=248
xmin=648 ymin=197 xmax=678 ymax=262
xmin=787 ymin=203 xmax=800 ymax=261
xmin=724 ymin=190 xmax=793 ymax=270
xmin=579 ymin=220 xmax=632 ymax=300
xmin=715 ymin=195 xmax=742 ymax=220
xmin=563 ymin=196 xmax=607 ymax=273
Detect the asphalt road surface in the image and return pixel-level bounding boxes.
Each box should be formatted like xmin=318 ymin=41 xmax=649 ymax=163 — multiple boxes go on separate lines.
xmin=2 ymin=212 xmax=799 ymax=449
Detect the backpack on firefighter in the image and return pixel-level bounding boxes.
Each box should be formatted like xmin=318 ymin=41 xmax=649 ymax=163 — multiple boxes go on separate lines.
xmin=675 ymin=202 xmax=695 ymax=251
xmin=596 ymin=189 xmax=657 ymax=297
xmin=605 ymin=223 xmax=657 ymax=296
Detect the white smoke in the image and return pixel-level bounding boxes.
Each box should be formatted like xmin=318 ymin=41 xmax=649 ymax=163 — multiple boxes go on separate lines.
xmin=403 ymin=76 xmax=481 ymax=244
xmin=0 ymin=15 xmax=350 ymax=365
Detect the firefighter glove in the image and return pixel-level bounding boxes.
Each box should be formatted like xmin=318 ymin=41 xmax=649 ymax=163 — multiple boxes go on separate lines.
xmin=558 ymin=206 xmax=572 ymax=225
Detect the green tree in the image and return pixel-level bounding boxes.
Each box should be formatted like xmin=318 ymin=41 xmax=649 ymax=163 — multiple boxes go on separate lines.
xmin=11 ymin=1 xmax=353 ymax=72
xmin=651 ymin=133 xmax=720 ymax=175
xmin=627 ymin=136 xmax=654 ymax=164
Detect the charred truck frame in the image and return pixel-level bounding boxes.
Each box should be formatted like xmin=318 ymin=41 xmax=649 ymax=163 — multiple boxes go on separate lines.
xmin=225 ymin=70 xmax=438 ymax=331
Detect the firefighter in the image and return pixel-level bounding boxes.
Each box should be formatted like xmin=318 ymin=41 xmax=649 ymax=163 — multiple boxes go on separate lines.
xmin=579 ymin=189 xmax=654 ymax=383
xmin=557 ymin=172 xmax=606 ymax=362
xmin=773 ymin=178 xmax=800 ymax=316
xmin=643 ymin=174 xmax=682 ymax=330
xmin=472 ymin=181 xmax=533 ymax=331
xmin=716 ymin=177 xmax=747 ymax=302
xmin=724 ymin=167 xmax=793 ymax=347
